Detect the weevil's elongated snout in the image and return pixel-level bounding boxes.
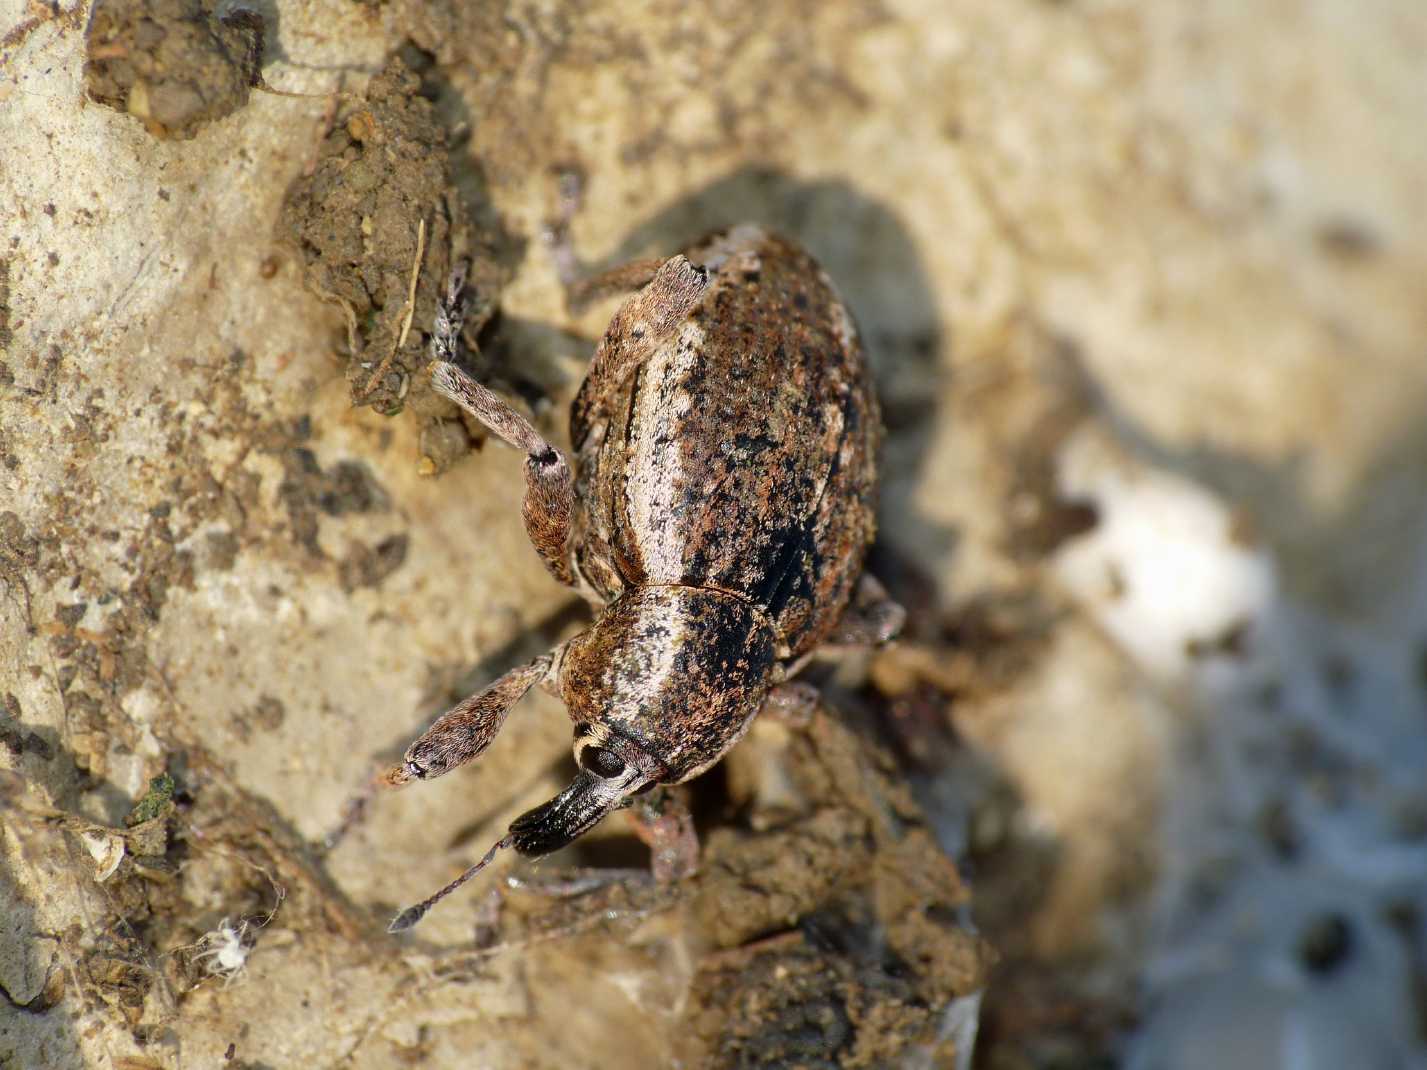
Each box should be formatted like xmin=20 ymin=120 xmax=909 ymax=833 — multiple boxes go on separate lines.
xmin=508 ymin=770 xmax=631 ymax=856
xmin=509 ymin=725 xmax=661 ymax=854
xmin=389 ymin=754 xmax=652 ymax=931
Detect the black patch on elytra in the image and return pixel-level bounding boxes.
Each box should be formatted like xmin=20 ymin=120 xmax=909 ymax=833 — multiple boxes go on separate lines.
xmin=755 ymin=520 xmax=819 ymax=618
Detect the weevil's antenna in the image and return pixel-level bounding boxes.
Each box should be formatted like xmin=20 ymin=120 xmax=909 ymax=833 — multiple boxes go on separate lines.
xmin=388 ymin=834 xmax=513 ymax=933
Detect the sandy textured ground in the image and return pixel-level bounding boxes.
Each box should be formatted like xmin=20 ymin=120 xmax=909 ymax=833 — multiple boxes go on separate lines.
xmin=3 ymin=1 xmax=1426 ymax=1067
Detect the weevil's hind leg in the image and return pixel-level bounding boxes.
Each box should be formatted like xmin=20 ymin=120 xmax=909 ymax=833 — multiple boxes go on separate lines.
xmin=542 ymin=167 xmax=664 ymax=313
xmin=382 ymin=653 xmax=553 ymax=788
xmin=626 ymin=785 xmax=699 ymax=883
xmin=563 ymin=257 xmax=666 ymax=313
xmin=827 ymin=573 xmax=907 ymax=648
xmin=430 ymin=359 xmax=578 ymax=587
xmin=568 ymin=255 xmax=711 ymax=443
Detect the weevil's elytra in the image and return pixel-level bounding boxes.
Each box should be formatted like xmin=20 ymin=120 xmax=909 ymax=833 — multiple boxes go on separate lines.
xmin=381 ymin=223 xmax=903 ymax=931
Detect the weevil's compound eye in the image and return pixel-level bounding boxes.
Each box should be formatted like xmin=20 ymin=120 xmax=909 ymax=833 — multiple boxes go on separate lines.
xmin=579 ymin=744 xmax=626 ymax=780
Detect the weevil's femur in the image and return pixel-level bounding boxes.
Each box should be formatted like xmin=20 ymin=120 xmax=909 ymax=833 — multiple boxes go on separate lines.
xmin=558 ymin=585 xmax=778 ymax=783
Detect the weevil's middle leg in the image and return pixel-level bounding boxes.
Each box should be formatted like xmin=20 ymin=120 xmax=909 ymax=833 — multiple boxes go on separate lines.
xmin=431 ymin=360 xmax=577 ymax=587
xmin=761 ymin=681 xmax=822 ymax=729
xmin=428 ymin=263 xmax=577 ymax=585
xmin=775 ymin=573 xmax=906 ymax=683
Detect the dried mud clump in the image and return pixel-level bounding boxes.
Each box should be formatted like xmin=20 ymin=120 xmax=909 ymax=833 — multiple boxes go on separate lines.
xmin=685 ymin=713 xmax=994 ymax=1067
xmin=84 ymin=0 xmax=263 ymax=140
xmin=280 ymin=53 xmax=511 ymax=472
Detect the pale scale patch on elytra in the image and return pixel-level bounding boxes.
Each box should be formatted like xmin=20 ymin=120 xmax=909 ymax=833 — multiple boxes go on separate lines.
xmin=624 ymin=318 xmax=704 ymax=581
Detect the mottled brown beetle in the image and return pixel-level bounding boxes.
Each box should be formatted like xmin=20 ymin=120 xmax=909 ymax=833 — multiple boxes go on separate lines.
xmin=382 ymin=224 xmax=904 ymax=931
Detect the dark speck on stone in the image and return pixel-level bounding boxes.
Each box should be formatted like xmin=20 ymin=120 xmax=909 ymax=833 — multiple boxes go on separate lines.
xmin=1298 ymin=913 xmax=1353 ymax=975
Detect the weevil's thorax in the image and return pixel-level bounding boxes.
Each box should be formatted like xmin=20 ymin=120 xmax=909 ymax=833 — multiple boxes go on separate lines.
xmin=558 ymin=585 xmax=777 ymax=784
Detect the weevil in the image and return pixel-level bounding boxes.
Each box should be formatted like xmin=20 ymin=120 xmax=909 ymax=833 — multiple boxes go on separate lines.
xmin=381 ymin=223 xmax=904 ymax=930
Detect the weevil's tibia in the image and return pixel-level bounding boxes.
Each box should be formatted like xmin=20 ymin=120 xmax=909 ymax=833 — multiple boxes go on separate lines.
xmin=778 ymin=573 xmax=907 ymax=679
xmin=759 ymin=681 xmax=822 ymax=729
xmin=388 ymin=834 xmax=513 ymax=933
xmin=382 ymin=654 xmax=552 ymax=787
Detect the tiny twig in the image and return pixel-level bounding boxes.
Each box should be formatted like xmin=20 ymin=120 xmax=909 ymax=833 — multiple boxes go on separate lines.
xmin=362 ymin=216 xmax=427 ymax=398
xmin=395 ymin=217 xmax=427 ymax=354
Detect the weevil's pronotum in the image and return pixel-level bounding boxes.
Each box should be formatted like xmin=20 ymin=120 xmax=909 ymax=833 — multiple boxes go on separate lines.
xmin=380 ymin=223 xmax=904 ymax=931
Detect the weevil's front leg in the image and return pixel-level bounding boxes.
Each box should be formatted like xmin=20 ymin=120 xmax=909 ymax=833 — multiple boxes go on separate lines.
xmin=431 ymin=360 xmax=577 ymax=587
xmin=383 ymin=653 xmax=552 ymax=788
xmin=505 ymin=868 xmax=651 ymax=898
xmin=323 ymin=652 xmax=555 ymax=850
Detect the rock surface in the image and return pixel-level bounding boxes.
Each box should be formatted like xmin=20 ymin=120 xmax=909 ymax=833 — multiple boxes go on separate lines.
xmin=2 ymin=1 xmax=1426 ymax=1067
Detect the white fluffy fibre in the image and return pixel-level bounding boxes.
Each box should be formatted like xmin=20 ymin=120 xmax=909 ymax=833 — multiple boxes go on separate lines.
xmin=1051 ymin=426 xmax=1427 ymax=1070
xmin=193 ymin=918 xmax=252 ymax=986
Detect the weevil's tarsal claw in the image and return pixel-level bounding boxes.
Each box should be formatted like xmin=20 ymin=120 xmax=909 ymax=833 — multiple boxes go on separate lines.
xmin=387 ymin=834 xmax=513 ymax=933
xmin=378 ymin=760 xmax=419 ymax=789
xmin=508 ymin=772 xmax=629 ymax=857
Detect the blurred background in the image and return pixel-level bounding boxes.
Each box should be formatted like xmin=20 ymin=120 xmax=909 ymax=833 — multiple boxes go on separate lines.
xmin=2 ymin=1 xmax=1426 ymax=1066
